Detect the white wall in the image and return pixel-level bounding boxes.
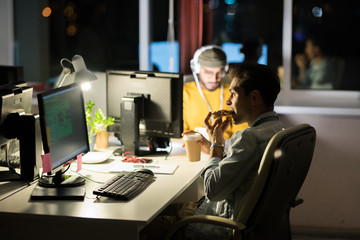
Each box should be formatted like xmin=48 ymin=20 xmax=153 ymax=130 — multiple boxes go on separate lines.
xmin=280 ymin=113 xmax=360 ymax=233
xmin=82 ymin=72 xmax=107 ymax=115
xmin=0 ymin=0 xmax=13 ymax=65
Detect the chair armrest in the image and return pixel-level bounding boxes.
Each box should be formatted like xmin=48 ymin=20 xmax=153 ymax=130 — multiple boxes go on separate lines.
xmin=164 ymin=215 xmax=246 ymax=240
xmin=291 ymin=197 xmax=304 ymax=208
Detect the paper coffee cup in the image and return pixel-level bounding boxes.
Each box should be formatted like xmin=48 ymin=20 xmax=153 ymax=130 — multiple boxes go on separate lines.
xmin=183 ymin=133 xmax=202 ymax=162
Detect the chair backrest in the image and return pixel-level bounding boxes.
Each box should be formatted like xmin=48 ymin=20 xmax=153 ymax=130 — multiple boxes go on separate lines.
xmin=235 ymin=124 xmax=316 ymax=240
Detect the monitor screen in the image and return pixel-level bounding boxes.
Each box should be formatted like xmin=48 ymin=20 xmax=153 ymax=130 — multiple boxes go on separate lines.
xmin=222 ymin=42 xmax=268 ymax=65
xmin=106 ymin=70 xmax=183 ymax=155
xmin=37 ymin=83 xmax=89 ymax=186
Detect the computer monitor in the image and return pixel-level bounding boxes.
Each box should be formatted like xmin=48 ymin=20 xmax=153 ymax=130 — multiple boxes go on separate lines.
xmin=106 ymin=70 xmax=183 ymax=155
xmin=0 ymin=87 xmax=33 ymax=145
xmin=0 ymin=86 xmax=42 ymax=182
xmin=0 ymin=65 xmax=26 ymax=89
xmin=37 ymin=83 xmax=89 ymax=187
xmin=0 ymin=66 xmax=30 ymax=153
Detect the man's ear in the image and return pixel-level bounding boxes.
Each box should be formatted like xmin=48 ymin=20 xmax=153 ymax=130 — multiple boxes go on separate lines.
xmin=250 ymin=90 xmax=261 ymax=104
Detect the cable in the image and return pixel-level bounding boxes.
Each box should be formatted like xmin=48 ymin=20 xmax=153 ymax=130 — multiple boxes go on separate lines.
xmin=121 ymin=152 xmax=153 ymax=163
xmin=165 ymin=139 xmax=173 ymax=160
xmin=38 ymin=163 xmax=71 ymax=182
xmin=0 ymin=142 xmax=28 ymax=183
xmin=70 ymin=169 xmax=105 ymax=184
xmin=61 ymin=164 xmax=71 ymax=174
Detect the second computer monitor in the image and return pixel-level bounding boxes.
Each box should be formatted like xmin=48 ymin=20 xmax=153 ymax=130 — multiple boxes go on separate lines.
xmin=106 ymin=70 xmax=183 ymax=155
xmin=37 ymin=83 xmax=89 ymax=186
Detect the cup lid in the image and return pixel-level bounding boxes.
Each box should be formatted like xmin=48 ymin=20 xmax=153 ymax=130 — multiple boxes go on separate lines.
xmin=183 ymin=132 xmax=202 ymax=141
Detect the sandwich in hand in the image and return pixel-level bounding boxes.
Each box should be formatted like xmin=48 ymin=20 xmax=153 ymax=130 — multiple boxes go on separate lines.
xmin=211 ymin=110 xmax=234 ymax=120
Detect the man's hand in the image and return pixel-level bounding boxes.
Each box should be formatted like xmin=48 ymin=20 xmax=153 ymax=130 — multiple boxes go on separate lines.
xmin=204 ymin=112 xmax=230 ymax=145
xmin=294 ymin=53 xmax=307 ymax=70
xmin=182 ymin=130 xmax=211 ymax=154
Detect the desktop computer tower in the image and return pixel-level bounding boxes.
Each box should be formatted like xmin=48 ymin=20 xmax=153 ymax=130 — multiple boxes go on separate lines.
xmin=120 ymin=96 xmax=141 ymax=155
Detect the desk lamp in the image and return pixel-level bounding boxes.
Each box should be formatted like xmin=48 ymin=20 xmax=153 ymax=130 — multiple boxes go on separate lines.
xmin=53 ymin=55 xmax=97 ymax=90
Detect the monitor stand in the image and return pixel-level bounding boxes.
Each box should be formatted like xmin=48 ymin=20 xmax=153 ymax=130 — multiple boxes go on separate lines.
xmin=140 ymin=136 xmax=170 ymax=156
xmin=120 ymin=96 xmax=171 ymax=156
xmin=38 ymin=173 xmax=85 ymax=187
xmin=120 ymin=96 xmax=142 ymax=156
xmin=32 ymin=168 xmax=86 ymax=200
xmin=30 ymin=185 xmax=85 ymax=200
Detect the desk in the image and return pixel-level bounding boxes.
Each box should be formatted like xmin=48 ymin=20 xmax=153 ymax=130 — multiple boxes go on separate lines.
xmin=0 ymin=141 xmax=206 ymax=240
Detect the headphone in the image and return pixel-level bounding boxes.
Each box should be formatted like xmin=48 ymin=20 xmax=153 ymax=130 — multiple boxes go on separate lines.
xmin=190 ymin=45 xmax=229 ymax=74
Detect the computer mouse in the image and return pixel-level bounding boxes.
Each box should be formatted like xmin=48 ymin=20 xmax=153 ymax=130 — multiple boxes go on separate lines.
xmin=112 ymin=147 xmax=124 ymax=156
xmin=135 ymin=168 xmax=154 ymax=176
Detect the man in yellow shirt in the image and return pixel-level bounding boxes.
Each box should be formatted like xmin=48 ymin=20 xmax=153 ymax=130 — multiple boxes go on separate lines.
xmin=183 ymin=45 xmax=247 ymax=139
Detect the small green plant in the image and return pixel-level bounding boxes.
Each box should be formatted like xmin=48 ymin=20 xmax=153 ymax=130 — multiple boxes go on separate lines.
xmin=85 ymin=100 xmax=115 ymax=136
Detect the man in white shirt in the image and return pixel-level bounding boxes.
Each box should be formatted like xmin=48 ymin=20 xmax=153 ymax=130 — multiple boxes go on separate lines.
xmin=142 ymin=62 xmax=282 ymax=240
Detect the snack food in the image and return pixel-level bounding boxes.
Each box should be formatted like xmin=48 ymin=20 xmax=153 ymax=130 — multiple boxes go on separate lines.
xmin=211 ymin=110 xmax=234 ymax=119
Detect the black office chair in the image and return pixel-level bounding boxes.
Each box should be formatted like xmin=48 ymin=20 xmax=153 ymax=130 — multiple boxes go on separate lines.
xmin=164 ymin=124 xmax=316 ymax=240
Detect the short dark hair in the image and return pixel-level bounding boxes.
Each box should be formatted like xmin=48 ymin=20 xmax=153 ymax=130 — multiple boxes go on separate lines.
xmin=307 ymin=33 xmax=328 ymax=53
xmin=229 ymin=63 xmax=280 ymax=106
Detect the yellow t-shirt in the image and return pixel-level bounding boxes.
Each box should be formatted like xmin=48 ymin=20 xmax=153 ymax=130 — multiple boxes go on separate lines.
xmin=183 ymin=81 xmax=248 ymax=139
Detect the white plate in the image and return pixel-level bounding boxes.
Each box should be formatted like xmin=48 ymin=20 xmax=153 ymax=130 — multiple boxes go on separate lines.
xmin=82 ymin=152 xmax=112 ymax=164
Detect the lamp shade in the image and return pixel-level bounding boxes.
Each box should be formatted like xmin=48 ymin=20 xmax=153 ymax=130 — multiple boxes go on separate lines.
xmin=53 ymin=55 xmax=97 ymax=89
xmin=72 ymin=55 xmax=97 ymax=83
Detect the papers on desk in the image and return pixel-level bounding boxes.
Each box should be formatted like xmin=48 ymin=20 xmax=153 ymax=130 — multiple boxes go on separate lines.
xmin=107 ymin=161 xmax=179 ymax=175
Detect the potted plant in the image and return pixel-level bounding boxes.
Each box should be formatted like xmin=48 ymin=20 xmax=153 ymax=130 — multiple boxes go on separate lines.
xmin=85 ymin=100 xmax=115 ymax=150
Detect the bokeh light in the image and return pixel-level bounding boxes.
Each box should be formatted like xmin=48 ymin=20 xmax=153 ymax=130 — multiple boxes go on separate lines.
xmin=225 ymin=0 xmax=236 ymax=5
xmin=64 ymin=4 xmax=75 ymax=17
xmin=42 ymin=7 xmax=52 ymax=17
xmin=66 ymin=23 xmax=77 ymax=36
xmin=274 ymin=149 xmax=283 ymax=159
xmin=312 ymin=6 xmax=323 ymax=18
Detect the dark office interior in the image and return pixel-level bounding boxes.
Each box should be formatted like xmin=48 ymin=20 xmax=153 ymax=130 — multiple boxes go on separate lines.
xmin=1 ymin=0 xmax=360 ymax=239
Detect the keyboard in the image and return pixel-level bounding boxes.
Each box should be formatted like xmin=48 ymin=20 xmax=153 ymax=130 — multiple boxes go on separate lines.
xmin=93 ymin=171 xmax=155 ymax=200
